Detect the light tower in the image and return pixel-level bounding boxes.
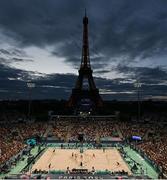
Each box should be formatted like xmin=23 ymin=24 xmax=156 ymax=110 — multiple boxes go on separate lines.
xmin=134 ymin=80 xmax=142 ymax=121
xmin=27 ymin=81 xmax=35 ymax=120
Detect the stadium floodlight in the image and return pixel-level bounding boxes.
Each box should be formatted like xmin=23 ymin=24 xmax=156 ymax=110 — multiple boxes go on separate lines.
xmin=134 ymin=80 xmax=142 ymax=121
xmin=27 ymin=82 xmax=35 ymax=88
xmin=27 ymin=81 xmax=35 ymax=120
xmin=134 ymin=81 xmax=142 ymax=88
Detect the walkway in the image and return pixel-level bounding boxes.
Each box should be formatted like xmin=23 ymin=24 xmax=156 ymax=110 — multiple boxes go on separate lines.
xmin=124 ymin=146 xmax=159 ymax=179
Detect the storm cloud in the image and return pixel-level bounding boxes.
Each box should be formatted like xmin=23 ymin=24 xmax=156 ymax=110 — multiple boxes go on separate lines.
xmin=0 ymin=0 xmax=167 ymax=100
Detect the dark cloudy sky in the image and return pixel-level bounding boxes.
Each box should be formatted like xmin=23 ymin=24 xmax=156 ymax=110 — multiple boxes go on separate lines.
xmin=0 ymin=0 xmax=167 ymax=100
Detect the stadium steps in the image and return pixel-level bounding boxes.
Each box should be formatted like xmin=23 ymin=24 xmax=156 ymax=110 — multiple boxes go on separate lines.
xmin=143 ymin=130 xmax=149 ymax=140
xmin=15 ymin=128 xmax=24 ymax=140
xmin=95 ymin=127 xmax=100 ymax=143
xmin=44 ymin=125 xmax=52 ymax=138
xmin=66 ymin=124 xmax=73 ymax=142
xmin=115 ymin=124 xmax=123 ymax=139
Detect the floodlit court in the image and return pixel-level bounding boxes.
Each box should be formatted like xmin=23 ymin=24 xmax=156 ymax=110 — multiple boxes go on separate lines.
xmin=31 ymin=148 xmax=131 ymax=174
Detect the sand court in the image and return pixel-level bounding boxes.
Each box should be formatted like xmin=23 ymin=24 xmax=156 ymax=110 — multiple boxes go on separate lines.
xmin=31 ymin=148 xmax=131 ymax=174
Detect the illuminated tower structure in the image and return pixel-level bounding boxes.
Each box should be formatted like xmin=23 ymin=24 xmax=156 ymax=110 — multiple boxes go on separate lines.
xmin=68 ymin=11 xmax=103 ymax=111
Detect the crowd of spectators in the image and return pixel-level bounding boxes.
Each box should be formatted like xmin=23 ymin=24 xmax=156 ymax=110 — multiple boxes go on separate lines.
xmin=137 ymin=126 xmax=167 ymax=173
xmin=51 ymin=118 xmax=119 ymax=141
xmin=117 ymin=117 xmax=167 ymax=174
xmin=118 ymin=122 xmax=149 ymax=139
xmin=52 ymin=121 xmax=69 ymax=141
xmin=0 ymin=126 xmax=24 ymax=164
xmin=0 ymin=121 xmax=47 ymax=165
xmin=97 ymin=121 xmax=118 ymax=138
xmin=69 ymin=121 xmax=98 ymax=141
xmin=0 ymin=113 xmax=167 ymax=175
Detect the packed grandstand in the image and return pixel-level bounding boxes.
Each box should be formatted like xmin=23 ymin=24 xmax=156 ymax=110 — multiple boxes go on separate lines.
xmin=0 ymin=111 xmax=167 ymax=179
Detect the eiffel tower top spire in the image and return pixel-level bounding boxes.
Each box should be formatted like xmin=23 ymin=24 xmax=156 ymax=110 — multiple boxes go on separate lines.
xmin=81 ymin=9 xmax=90 ymax=68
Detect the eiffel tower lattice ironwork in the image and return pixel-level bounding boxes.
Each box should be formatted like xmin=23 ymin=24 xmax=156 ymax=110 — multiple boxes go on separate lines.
xmin=68 ymin=11 xmax=103 ymax=109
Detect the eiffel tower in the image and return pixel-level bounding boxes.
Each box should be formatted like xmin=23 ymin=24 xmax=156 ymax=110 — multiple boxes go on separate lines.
xmin=68 ymin=11 xmax=103 ymax=110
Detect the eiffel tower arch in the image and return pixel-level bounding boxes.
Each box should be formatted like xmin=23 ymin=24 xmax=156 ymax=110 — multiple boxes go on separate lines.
xmin=68 ymin=11 xmax=103 ymax=111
